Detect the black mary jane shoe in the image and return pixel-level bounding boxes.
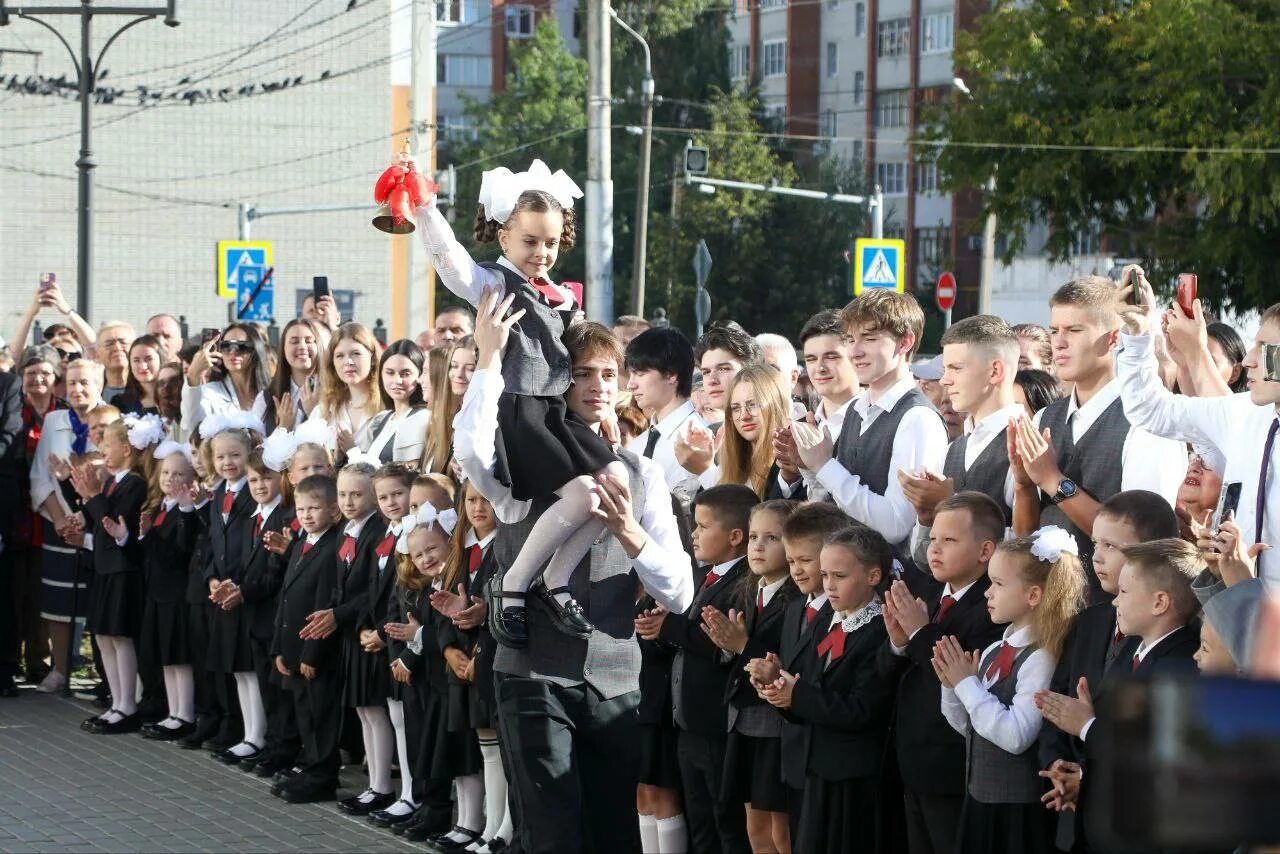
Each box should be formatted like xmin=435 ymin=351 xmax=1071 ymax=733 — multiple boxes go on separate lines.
xmin=427 ymin=827 xmax=483 ymax=852
xmin=213 ymin=742 xmax=262 ymax=765
xmin=144 ymin=719 xmax=195 ymax=741
xmin=368 ymin=799 xmax=418 ymax=827
xmin=251 ymin=756 xmax=293 ymax=778
xmin=338 ymin=790 xmax=394 ymax=816
xmin=97 ymin=712 xmax=142 ymax=734
xmin=533 ymin=582 xmax=595 ymax=639
xmin=486 ymin=577 xmax=528 ymax=648
xmin=402 ymin=814 xmax=451 ymax=841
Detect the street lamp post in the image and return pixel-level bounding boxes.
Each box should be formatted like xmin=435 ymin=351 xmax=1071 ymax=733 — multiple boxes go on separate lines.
xmin=0 ymin=0 xmax=179 ymax=323
xmin=610 ymin=7 xmax=654 ymax=319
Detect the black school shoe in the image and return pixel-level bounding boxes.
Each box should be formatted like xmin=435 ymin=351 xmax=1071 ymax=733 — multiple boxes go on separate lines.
xmin=279 ymin=777 xmax=337 ymax=804
xmin=250 ymin=755 xmax=294 ymax=778
xmin=142 ymin=719 xmax=196 ymax=741
xmin=486 ymin=577 xmax=528 ymax=648
xmin=425 ymin=827 xmax=483 ymax=852
xmin=532 ymin=582 xmax=594 ymax=639
xmin=338 ymin=790 xmax=394 ymax=816
xmin=96 ymin=712 xmax=142 ymax=735
xmin=402 ymin=813 xmax=452 ymax=840
xmin=367 ymin=799 xmax=417 ymax=826
xmin=176 ymin=718 xmax=220 ymax=750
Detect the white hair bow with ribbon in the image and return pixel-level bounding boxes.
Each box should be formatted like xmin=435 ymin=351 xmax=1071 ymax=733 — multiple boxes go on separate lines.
xmin=1030 ymin=525 xmax=1079 ymax=563
xmin=153 ymin=439 xmax=194 ymax=465
xmin=198 ymin=410 xmax=266 ymax=440
xmin=260 ymin=428 xmax=297 ymax=473
xmin=124 ymin=412 xmax=166 ymax=450
xmin=293 ymin=416 xmax=335 ymax=452
xmin=344 ymin=448 xmax=382 ymax=470
xmin=477 ymin=159 xmax=583 ymax=225
xmin=395 ymin=504 xmax=459 ymax=555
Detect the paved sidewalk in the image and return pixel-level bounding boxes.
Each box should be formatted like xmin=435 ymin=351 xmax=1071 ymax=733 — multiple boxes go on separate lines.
xmin=0 ymin=688 xmax=419 ymax=853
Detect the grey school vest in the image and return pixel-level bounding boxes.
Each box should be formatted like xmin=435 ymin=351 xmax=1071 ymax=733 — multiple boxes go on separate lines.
xmin=492 ymin=448 xmax=646 ymax=699
xmin=479 ymin=262 xmax=572 ymax=398
xmin=1037 ymin=396 xmax=1129 ymax=591
xmin=943 ymin=429 xmax=1013 ymax=526
xmin=835 ymin=387 xmax=939 ymax=500
xmin=967 ymin=643 xmax=1042 ymax=804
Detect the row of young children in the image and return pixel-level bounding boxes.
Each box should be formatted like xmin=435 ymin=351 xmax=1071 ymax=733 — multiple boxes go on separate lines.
xmin=634 ymin=482 xmax=1210 ymax=854
xmin=71 ymin=409 xmax=516 ymax=853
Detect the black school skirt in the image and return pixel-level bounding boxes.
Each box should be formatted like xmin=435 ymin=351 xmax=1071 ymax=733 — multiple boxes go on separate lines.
xmin=139 ymin=596 xmax=191 ymax=667
xmin=638 ymin=721 xmax=683 ymax=790
xmin=86 ymin=571 xmax=144 ymax=638
xmin=206 ymin=601 xmax=254 ymax=672
xmin=795 ymin=774 xmax=880 ymax=854
xmin=342 ymin=632 xmax=392 ymax=707
xmin=722 ymin=731 xmax=788 ymax=812
xmin=493 ymin=392 xmax=616 ymax=501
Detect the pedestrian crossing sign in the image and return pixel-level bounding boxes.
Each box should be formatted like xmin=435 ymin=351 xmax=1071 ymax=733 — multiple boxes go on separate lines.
xmin=216 ymin=240 xmax=273 ymax=299
xmin=853 ymin=238 xmax=906 ymax=295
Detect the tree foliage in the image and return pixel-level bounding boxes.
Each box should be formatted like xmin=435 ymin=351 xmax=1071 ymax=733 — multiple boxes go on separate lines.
xmin=929 ymin=0 xmax=1280 ymax=312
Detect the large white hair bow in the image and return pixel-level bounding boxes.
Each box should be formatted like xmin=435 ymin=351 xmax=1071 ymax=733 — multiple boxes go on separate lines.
xmin=344 ymin=448 xmax=382 ymax=470
xmin=153 ymin=439 xmax=194 ymax=465
xmin=199 ymin=410 xmax=266 ymax=440
xmin=477 ymin=159 xmax=583 ymax=225
xmin=1030 ymin=525 xmax=1079 ymax=563
xmin=260 ymin=429 xmax=297 ymax=474
xmin=395 ymin=504 xmax=459 ymax=555
xmin=293 ymin=416 xmax=335 ymax=452
xmin=124 ymin=412 xmax=165 ymax=450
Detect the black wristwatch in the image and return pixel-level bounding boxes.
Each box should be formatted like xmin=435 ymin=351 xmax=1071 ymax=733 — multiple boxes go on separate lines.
xmin=1050 ymin=478 xmax=1079 ymax=505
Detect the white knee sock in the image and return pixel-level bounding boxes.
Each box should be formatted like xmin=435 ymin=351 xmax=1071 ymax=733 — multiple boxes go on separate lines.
xmin=112 ymin=636 xmax=138 ymax=715
xmin=162 ymin=666 xmax=179 ymax=722
xmin=638 ymin=814 xmax=659 ymax=853
xmin=365 ymin=705 xmax=395 ymax=795
xmin=500 ymin=476 xmax=599 ymax=595
xmin=478 ymin=731 xmax=508 ymax=840
xmin=171 ymin=664 xmax=195 ymax=722
xmin=232 ymin=671 xmax=265 ymax=752
xmin=455 ymin=773 xmax=485 ymax=834
xmin=656 ymin=815 xmax=687 ymax=853
xmin=387 ymin=699 xmax=417 ymax=804
xmin=96 ymin=635 xmax=120 ymax=718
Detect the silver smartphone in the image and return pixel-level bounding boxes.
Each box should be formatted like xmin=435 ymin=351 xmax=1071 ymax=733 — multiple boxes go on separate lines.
xmin=1263 ymin=343 xmax=1280 ymax=383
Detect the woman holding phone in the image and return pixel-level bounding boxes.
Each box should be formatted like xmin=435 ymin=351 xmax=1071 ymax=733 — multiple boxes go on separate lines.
xmin=260 ymin=318 xmax=324 ymax=434
xmin=180 ymin=323 xmax=272 ymax=439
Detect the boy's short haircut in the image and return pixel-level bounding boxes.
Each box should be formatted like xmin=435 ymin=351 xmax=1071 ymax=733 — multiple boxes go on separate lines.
xmin=840 ymin=289 xmax=926 ymax=359
xmin=694 ymin=323 xmax=763 ymax=367
xmin=939 ymin=314 xmax=1020 ymax=368
xmin=783 ymin=501 xmax=851 ymax=543
xmin=296 ymin=474 xmax=338 ymax=504
xmin=563 ymin=321 xmax=624 ymax=371
xmin=1120 ymin=538 xmax=1205 ymax=623
xmin=1097 ymin=490 xmax=1180 ymax=543
xmin=798 ymin=310 xmax=844 ymax=346
xmin=934 ymin=491 xmax=1006 ymax=545
xmin=372 ymin=462 xmax=415 ymax=488
xmin=1261 ymin=302 xmax=1280 ymax=328
xmin=625 ymin=327 xmax=696 ymax=398
xmin=340 ymin=461 xmax=376 ymax=479
xmin=438 ymin=305 xmax=475 ymax=322
xmin=824 ymin=524 xmax=894 ymax=590
xmin=694 ymin=483 xmax=759 ymax=534
xmin=1050 ymin=275 xmax=1120 ymax=327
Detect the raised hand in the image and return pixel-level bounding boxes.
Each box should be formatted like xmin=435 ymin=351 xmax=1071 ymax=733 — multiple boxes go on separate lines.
xmin=100 ymin=515 xmax=128 ymax=543
xmin=1034 ymin=677 xmax=1095 ymax=738
xmin=881 ymin=594 xmax=909 ymax=648
xmin=274 ymin=392 xmax=298 ymax=431
xmin=1212 ymin=516 xmax=1269 ymax=587
xmin=886 ymin=580 xmax=930 ymax=638
xmin=700 ymin=606 xmax=748 ymax=654
xmin=759 ymin=669 xmax=797 ymax=709
xmin=1013 ymin=415 xmax=1061 ymax=492
xmin=790 ymin=419 xmax=835 ymax=473
xmin=429 ymin=584 xmax=470 ymax=618
xmin=744 ymin=651 xmax=781 ymax=686
xmin=451 ymin=596 xmax=487 ymax=631
xmin=139 ymin=510 xmax=154 ymax=538
xmin=674 ymin=420 xmax=716 ymax=475
xmin=474 ymin=286 xmax=526 ymax=367
xmin=1114 ymin=264 xmax=1155 ymax=336
xmin=263 ymin=530 xmax=292 ymax=555
xmin=896 ymin=469 xmax=955 ymax=525
xmin=47 ymin=453 xmax=72 ymax=482
xmin=299 ymin=608 xmax=337 ymax=640
xmin=384 ymin=611 xmax=422 ymax=642
xmin=633 ymin=605 xmax=668 ymax=641
xmin=932 ymin=635 xmax=979 ymax=688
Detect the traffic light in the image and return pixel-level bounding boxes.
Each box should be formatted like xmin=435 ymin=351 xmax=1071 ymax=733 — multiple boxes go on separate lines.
xmin=684 ymin=141 xmax=709 ymax=177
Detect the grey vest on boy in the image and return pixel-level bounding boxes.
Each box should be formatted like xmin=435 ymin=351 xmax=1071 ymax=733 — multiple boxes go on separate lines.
xmin=967 ymin=643 xmax=1041 ymax=803
xmin=493 ymin=448 xmax=646 ymax=700
xmin=1037 ymin=396 xmax=1129 ymax=593
xmin=943 ymin=430 xmax=1013 ymax=525
xmin=479 ymin=262 xmax=572 ymax=397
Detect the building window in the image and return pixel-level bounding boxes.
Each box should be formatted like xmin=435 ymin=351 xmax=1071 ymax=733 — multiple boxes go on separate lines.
xmin=759 ymin=0 xmax=785 ymax=8
xmin=504 ymin=5 xmax=534 ymax=38
xmin=761 ymin=40 xmax=787 ymax=78
xmin=876 ymin=161 xmax=907 ymax=195
xmin=853 ymin=71 xmax=865 ymax=105
xmin=826 ymin=42 xmax=838 ymax=78
xmin=821 ymin=109 xmax=837 ymax=139
xmin=875 ymin=89 xmax=910 ymax=128
xmin=437 ymin=0 xmax=481 ymax=24
xmin=438 ymin=55 xmax=492 ymax=88
xmin=1070 ymin=225 xmax=1102 ymax=256
xmin=916 ymin=226 xmax=948 ymax=278
xmin=877 ymin=18 xmax=910 ymax=57
xmin=854 ymin=2 xmax=866 ymax=37
xmin=438 ymin=114 xmax=477 ymax=142
xmin=916 ymin=162 xmax=939 ymax=194
xmin=852 ymin=140 xmax=865 ymax=163
xmin=920 ymin=12 xmax=953 ymax=54
xmin=728 ymin=44 xmax=750 ymax=81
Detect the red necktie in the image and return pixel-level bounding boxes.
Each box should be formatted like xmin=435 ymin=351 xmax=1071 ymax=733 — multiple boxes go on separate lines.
xmin=302 ymin=541 xmax=314 ymax=556
xmin=1131 ymin=653 xmax=1141 ymax=672
xmin=468 ymin=544 xmax=483 ymax=574
xmin=253 ymin=513 xmax=263 ymax=540
xmin=375 ymin=533 xmax=395 ymax=559
xmin=984 ymin=641 xmax=1017 ymax=682
xmin=106 ymin=479 xmax=118 ymax=497
xmin=338 ymin=534 xmax=356 ymax=564
xmin=701 ymin=571 xmax=719 ymax=591
xmin=154 ymin=508 xmax=168 ymax=527
xmin=804 ymin=605 xmax=818 ymax=625
xmin=815 ymin=625 xmax=847 ymax=662
xmin=221 ymin=490 xmax=234 ymax=514
xmin=934 ymin=594 xmax=957 ymax=624
xmin=756 ymin=589 xmax=765 ymax=615
xmin=529 ymin=276 xmax=565 ymax=307
xmin=290 ymin=517 xmax=301 ymax=535
xmin=1113 ymin=625 xmax=1124 ymax=646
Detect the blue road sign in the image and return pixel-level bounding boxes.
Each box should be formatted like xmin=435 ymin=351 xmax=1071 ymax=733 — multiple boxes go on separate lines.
xmin=216 ymin=240 xmax=273 ymax=299
xmin=853 ymin=238 xmax=906 ymax=295
xmin=236 ymin=266 xmax=274 ymax=321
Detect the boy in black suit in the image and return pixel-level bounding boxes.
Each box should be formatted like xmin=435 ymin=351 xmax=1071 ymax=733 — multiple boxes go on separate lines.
xmin=879 ymin=491 xmax=1005 ymax=854
xmin=654 ymin=484 xmax=757 ymax=854
xmin=270 ymin=475 xmax=343 ymax=804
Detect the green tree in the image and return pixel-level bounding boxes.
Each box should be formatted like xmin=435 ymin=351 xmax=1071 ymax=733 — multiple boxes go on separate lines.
xmin=929 ymin=0 xmax=1280 ymax=312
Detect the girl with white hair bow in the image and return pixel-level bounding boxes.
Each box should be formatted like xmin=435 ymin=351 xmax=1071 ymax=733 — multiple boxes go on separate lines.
xmin=415 ymin=159 xmax=627 ymax=648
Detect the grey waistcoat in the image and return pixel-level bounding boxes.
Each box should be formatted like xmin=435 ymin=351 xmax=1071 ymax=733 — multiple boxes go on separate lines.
xmin=943 ymin=429 xmax=1013 ymax=526
xmin=835 ymin=387 xmax=939 ymax=500
xmin=966 ymin=643 xmax=1042 ymax=804
xmin=1037 ymin=396 xmax=1129 ymax=588
xmin=492 ymin=448 xmax=645 ymax=700
xmin=479 ymin=262 xmax=573 ymax=398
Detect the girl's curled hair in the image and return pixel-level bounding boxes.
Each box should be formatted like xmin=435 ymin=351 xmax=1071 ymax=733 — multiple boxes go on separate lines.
xmin=473 ymin=189 xmax=577 ymax=250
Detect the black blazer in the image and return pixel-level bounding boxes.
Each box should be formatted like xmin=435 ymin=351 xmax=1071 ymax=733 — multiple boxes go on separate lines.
xmin=204 ymin=482 xmax=255 ymax=583
xmin=1131 ymin=623 xmax=1199 ymax=677
xmin=436 ymin=541 xmax=497 ymax=688
xmin=778 ymin=596 xmax=834 ymax=787
xmin=637 ymin=592 xmax=677 ymax=726
xmin=724 ymin=579 xmax=801 ymax=721
xmin=658 ymin=557 xmax=750 ymax=738
xmin=877 ymin=575 xmax=1003 ymax=796
xmin=143 ymin=505 xmax=202 ymax=603
xmin=239 ymin=505 xmax=295 ymax=642
xmin=360 ymin=525 xmax=403 ymax=635
xmin=762 ymin=461 xmax=807 ymax=502
xmin=82 ymin=472 xmax=147 ymax=576
xmin=331 ymin=515 xmax=390 ymax=630
xmin=184 ymin=514 xmax=212 ymax=606
xmin=0 ymin=371 xmax=23 ymax=480
xmin=272 ymin=526 xmax=342 ymax=670
xmin=787 ymin=613 xmax=895 ymax=781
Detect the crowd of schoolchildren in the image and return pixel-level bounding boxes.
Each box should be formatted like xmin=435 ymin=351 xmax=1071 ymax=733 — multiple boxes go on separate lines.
xmin=2 ymin=184 xmax=1278 ymax=854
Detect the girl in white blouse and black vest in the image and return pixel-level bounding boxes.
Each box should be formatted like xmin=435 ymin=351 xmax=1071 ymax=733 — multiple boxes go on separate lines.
xmin=933 ymin=527 xmax=1086 ymax=854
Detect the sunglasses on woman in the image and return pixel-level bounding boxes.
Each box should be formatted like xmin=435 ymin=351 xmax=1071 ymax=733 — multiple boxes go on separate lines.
xmin=217 ymin=340 xmax=255 ymax=356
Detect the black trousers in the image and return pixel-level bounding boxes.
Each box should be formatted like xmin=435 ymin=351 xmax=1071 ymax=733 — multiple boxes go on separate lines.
xmin=676 ymin=729 xmax=749 ymax=854
xmin=250 ymin=636 xmax=298 ymax=763
xmin=495 ymin=675 xmax=642 ymax=854
xmin=0 ymin=540 xmax=16 ymax=683
xmin=903 ymin=788 xmax=963 ymax=854
xmin=291 ymin=668 xmax=341 ymax=785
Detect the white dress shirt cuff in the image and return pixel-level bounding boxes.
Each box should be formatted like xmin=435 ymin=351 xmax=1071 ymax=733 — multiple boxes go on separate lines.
xmin=407 ymin=626 xmax=424 ymax=656
xmin=1080 ymin=716 xmax=1095 ymax=742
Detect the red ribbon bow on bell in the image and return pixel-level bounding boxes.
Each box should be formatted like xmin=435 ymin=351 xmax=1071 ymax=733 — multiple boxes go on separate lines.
xmin=372 ymin=140 xmax=439 ymax=235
